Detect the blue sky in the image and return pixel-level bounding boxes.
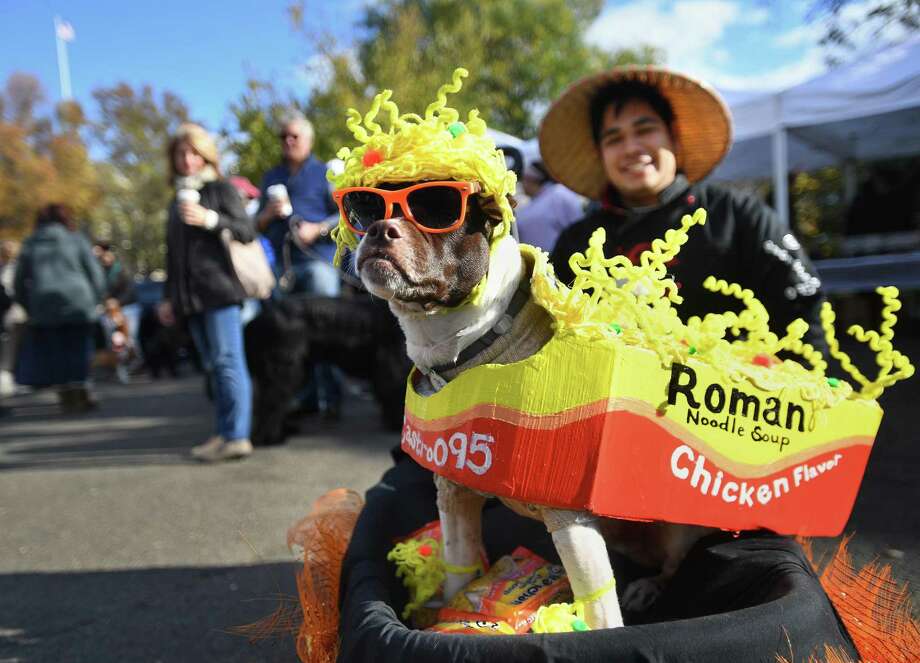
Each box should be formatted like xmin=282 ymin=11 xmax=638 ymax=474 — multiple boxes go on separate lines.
xmin=0 ymin=0 xmax=907 ymax=135
xmin=0 ymin=0 xmax=356 ymax=131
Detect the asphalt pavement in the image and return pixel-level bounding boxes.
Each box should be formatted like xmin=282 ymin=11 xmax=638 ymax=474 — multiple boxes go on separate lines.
xmin=1 ymin=337 xmax=917 ymax=662
xmin=0 ymin=374 xmax=397 ymax=663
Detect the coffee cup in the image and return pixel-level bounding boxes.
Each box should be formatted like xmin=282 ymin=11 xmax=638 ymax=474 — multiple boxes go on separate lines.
xmin=267 ymin=183 xmax=293 ymax=217
xmin=177 ymin=189 xmax=200 ymax=204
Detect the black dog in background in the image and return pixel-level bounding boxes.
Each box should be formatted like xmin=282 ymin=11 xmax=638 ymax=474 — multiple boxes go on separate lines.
xmin=245 ymin=293 xmax=410 ymax=447
xmin=138 ymin=302 xmax=198 ymax=379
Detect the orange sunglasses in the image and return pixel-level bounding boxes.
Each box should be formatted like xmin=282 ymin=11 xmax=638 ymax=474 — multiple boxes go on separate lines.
xmin=333 ymin=181 xmax=482 ymax=236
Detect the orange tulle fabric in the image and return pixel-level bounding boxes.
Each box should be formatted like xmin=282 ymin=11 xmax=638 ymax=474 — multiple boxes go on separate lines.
xmin=233 ymin=488 xmax=364 ymax=662
xmin=779 ymin=536 xmax=919 ymax=663
xmin=289 ymin=489 xmax=364 ymax=663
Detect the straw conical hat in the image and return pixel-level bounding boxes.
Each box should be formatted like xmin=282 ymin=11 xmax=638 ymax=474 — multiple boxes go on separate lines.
xmin=539 ymin=66 xmax=732 ymax=200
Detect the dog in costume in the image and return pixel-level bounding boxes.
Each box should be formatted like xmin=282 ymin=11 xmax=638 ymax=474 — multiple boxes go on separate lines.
xmin=328 ymin=68 xmax=914 ymax=633
xmin=330 ymin=68 xmax=691 ymax=630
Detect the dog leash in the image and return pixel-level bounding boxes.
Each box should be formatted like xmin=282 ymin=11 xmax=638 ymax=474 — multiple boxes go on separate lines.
xmin=280 ymin=228 xmax=367 ymax=293
xmin=423 ymin=277 xmax=532 ymax=389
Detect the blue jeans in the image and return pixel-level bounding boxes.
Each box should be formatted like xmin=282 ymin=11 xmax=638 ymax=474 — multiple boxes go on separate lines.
xmin=188 ymin=305 xmax=252 ymax=441
xmin=289 ymin=259 xmax=341 ymax=297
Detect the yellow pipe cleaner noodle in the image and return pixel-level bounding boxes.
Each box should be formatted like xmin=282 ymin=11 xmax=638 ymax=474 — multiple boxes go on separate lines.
xmin=328 ymin=67 xmax=517 ymax=307
xmin=530 ymin=601 xmax=588 ymax=634
xmin=528 ymin=578 xmax=618 ymax=633
xmin=328 ymin=68 xmax=912 ymax=403
xmin=525 ymin=208 xmax=914 ymax=408
xmin=386 ymin=537 xmax=446 ymax=619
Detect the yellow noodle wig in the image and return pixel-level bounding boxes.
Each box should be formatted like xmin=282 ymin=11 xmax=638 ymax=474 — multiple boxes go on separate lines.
xmin=328 ymin=68 xmax=517 ymax=273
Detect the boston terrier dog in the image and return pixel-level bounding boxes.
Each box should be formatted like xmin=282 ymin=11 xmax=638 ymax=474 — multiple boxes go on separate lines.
xmin=347 ymin=179 xmax=711 ymax=629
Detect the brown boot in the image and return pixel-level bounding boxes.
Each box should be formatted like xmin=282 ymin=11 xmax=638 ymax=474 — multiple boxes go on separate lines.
xmin=59 ymin=385 xmax=98 ymax=414
xmin=57 ymin=386 xmax=78 ymax=414
xmin=72 ymin=385 xmax=99 ymax=413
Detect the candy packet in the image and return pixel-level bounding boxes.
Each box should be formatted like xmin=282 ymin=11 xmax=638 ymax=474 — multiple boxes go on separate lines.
xmin=447 ymin=546 xmax=572 ymax=633
xmin=426 ymin=609 xmax=516 ymax=635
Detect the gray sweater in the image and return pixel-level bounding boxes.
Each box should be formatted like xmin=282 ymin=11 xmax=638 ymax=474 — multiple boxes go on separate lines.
xmin=14 ymin=223 xmax=105 ymax=327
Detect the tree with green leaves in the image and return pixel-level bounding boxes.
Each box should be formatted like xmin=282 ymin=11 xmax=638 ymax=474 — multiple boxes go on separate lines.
xmin=300 ymin=0 xmax=659 ymax=156
xmin=224 ymin=79 xmax=289 ymax=186
xmin=89 ymin=84 xmax=190 ymax=274
xmin=810 ymin=0 xmax=919 ymax=64
xmin=225 ymin=1 xmax=659 ymax=178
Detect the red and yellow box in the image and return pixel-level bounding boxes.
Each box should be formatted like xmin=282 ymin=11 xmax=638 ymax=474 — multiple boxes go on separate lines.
xmin=401 ymin=334 xmax=882 ymax=536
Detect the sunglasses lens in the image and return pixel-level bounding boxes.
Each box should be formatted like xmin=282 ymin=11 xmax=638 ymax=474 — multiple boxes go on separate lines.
xmin=407 ymin=185 xmax=463 ymax=230
xmin=341 ymin=190 xmax=386 ymax=232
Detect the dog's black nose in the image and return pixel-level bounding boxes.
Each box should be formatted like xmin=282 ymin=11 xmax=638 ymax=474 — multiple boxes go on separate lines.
xmin=366 ymin=218 xmax=403 ymax=242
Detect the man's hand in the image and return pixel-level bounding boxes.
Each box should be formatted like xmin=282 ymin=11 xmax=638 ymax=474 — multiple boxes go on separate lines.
xmin=178 ymin=201 xmax=209 ymax=227
xmin=294 ymin=221 xmax=325 ymax=247
xmin=257 ymin=199 xmax=287 ymax=231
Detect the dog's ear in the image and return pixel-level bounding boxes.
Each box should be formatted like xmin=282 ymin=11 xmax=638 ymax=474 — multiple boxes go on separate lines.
xmin=477 ymin=193 xmax=515 ymax=219
xmin=473 ymin=193 xmax=515 ymax=235
xmin=470 ymin=194 xmax=515 ymax=246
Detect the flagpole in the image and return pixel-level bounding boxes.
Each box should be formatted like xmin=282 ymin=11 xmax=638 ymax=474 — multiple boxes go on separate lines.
xmin=54 ymin=16 xmax=73 ymax=100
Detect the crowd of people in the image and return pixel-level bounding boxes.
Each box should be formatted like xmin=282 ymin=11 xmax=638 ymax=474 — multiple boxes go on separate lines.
xmin=0 ymin=63 xmax=830 ymax=467
xmin=0 ymin=208 xmax=147 ymax=415
xmin=0 ymin=107 xmax=366 ymax=458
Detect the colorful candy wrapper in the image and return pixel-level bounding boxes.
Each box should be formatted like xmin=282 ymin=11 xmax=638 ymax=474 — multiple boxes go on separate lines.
xmin=447 ymin=546 xmax=572 ymax=633
xmin=426 ymin=609 xmax=517 ymax=635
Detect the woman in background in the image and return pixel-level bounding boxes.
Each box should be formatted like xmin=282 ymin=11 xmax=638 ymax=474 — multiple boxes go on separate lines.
xmin=14 ymin=204 xmax=105 ymax=413
xmin=164 ymin=123 xmax=256 ymax=462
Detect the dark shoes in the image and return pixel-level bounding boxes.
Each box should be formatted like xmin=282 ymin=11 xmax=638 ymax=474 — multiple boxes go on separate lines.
xmin=58 ymin=385 xmax=99 ymax=415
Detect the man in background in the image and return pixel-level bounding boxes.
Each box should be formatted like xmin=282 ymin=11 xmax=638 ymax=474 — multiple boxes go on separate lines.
xmin=541 ymin=68 xmax=827 ymax=350
xmin=516 ymin=159 xmax=585 ymax=252
xmin=93 ymin=241 xmax=138 ymax=384
xmin=256 ymin=111 xmax=339 ymax=296
xmin=256 ymin=111 xmax=342 ymax=419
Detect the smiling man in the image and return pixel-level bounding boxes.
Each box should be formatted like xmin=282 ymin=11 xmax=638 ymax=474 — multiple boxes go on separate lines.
xmin=542 ymin=69 xmax=827 ymax=349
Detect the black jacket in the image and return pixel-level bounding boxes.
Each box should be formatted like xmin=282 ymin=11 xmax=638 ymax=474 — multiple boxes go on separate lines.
xmin=550 ymin=177 xmax=827 ymax=351
xmin=165 ymin=179 xmax=256 ymax=316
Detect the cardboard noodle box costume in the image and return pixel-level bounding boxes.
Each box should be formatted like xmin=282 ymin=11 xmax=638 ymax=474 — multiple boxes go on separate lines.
xmin=403 ymin=327 xmax=881 ymax=536
xmin=401 ymin=210 xmax=907 ymax=536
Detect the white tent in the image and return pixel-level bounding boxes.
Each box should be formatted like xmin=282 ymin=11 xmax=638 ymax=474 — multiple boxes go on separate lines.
xmin=486 ymin=128 xmax=527 ymax=151
xmin=711 ymin=35 xmax=920 ymax=227
xmin=485 ymin=128 xmax=526 ymax=175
